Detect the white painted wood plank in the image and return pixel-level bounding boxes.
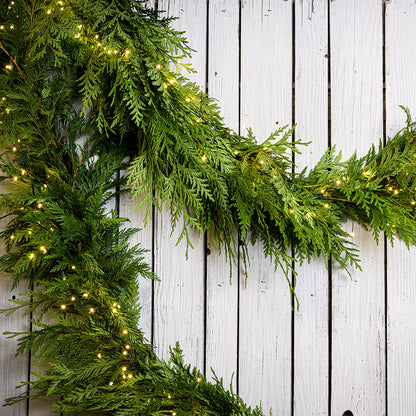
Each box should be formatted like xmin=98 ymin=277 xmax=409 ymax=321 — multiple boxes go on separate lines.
xmin=154 ymin=0 xmax=206 ymax=369
xmin=0 ymin=181 xmax=29 ymax=415
xmin=293 ymin=1 xmax=329 ymax=415
xmin=239 ymin=1 xmax=292 ymax=414
xmin=205 ymin=0 xmax=239 ymax=387
xmin=385 ymin=2 xmax=416 ymax=414
xmin=330 ymin=1 xmax=385 ymax=415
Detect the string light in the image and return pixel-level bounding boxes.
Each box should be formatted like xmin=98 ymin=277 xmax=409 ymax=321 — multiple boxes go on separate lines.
xmin=89 ymin=308 xmax=95 ymax=314
xmin=156 ymin=64 xmax=161 ymax=70
xmin=109 ymin=381 xmax=113 ymax=386
xmin=412 ymin=201 xmax=416 ymax=205
xmin=29 ymin=252 xmax=35 ymax=259
xmin=95 ymin=34 xmax=99 ymax=39
xmin=324 ymin=203 xmax=330 ymax=209
xmin=201 ymin=155 xmax=207 ymax=162
xmin=10 ymin=24 xmax=14 ymax=29
xmin=125 ymin=49 xmax=131 ymax=55
xmin=121 ymin=366 xmax=127 ymax=372
xmin=43 ymin=184 xmax=48 ymax=188
xmin=10 ymin=235 xmax=14 ymax=240
xmin=196 ymin=118 xmax=201 ymax=123
xmin=394 ymin=189 xmax=399 ymax=195
xmin=71 ymin=296 xmax=76 ymax=301
xmin=196 ymin=377 xmax=202 ymax=383
xmin=234 ymin=150 xmax=239 ymax=155
xmin=97 ymin=353 xmax=102 ymax=358
xmin=71 ymin=265 xmax=76 ymax=270
xmin=21 ymin=169 xmax=26 ymax=175
xmin=39 ymin=246 xmax=47 ymax=254
xmin=5 ymin=65 xmax=12 ymax=70
xmin=185 ymin=97 xmax=191 ymax=102
xmin=125 ymin=345 xmax=130 ymax=349
xmin=112 ymin=307 xmax=117 ymax=313
xmin=167 ymin=394 xmax=172 ymax=399
xmin=122 ymin=374 xmax=127 ymax=379
xmin=122 ymin=329 xmax=128 ymax=335
xmin=0 ymin=26 xmax=3 ymax=30
xmin=28 ymin=231 xmax=32 ymax=235
xmin=37 ymin=202 xmax=43 ymax=209
xmin=163 ymin=83 xmax=168 ymax=89
xmin=320 ymin=188 xmax=325 ymax=193
xmin=47 ymin=9 xmax=52 ymax=14
xmin=388 ymin=187 xmax=393 ymax=191
xmin=127 ymin=373 xmax=133 ymax=379
xmin=12 ymin=147 xmax=17 ymax=152
xmin=82 ymin=293 xmax=88 ymax=298
xmin=61 ymin=304 xmax=66 ymax=310
xmin=122 ymin=350 xmax=128 ymax=355
xmin=335 ymin=179 xmax=341 ymax=185
xmin=259 ymin=160 xmax=264 ymax=165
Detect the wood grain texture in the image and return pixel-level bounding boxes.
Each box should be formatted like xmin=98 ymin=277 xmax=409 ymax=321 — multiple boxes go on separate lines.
xmin=330 ymin=1 xmax=385 ymax=415
xmin=239 ymin=1 xmax=292 ymax=414
xmin=293 ymin=1 xmax=329 ymax=415
xmin=385 ymin=1 xmax=416 ymax=414
xmin=154 ymin=0 xmax=206 ymax=369
xmin=0 ymin=180 xmax=29 ymax=415
xmin=205 ymin=0 xmax=239 ymax=386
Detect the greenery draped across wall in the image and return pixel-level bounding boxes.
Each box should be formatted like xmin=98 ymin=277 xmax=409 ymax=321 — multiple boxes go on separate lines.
xmin=1 ymin=0 xmax=416 ymax=414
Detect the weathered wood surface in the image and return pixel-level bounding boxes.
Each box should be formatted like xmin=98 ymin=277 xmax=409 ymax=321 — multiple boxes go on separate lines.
xmin=3 ymin=1 xmax=416 ymax=415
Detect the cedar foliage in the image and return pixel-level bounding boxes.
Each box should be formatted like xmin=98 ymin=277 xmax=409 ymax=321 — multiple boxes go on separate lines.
xmin=1 ymin=0 xmax=416 ymax=414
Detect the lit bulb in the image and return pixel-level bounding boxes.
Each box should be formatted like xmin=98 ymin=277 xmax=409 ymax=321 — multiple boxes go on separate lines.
xmin=273 ymin=175 xmax=277 ymax=179
xmin=234 ymin=150 xmax=239 ymax=155
xmin=29 ymin=253 xmax=35 ymax=259
xmin=259 ymin=160 xmax=264 ymax=165
xmin=43 ymin=184 xmax=48 ymax=188
xmin=50 ymin=227 xmax=54 ymax=232
xmin=109 ymin=381 xmax=113 ymax=386
xmin=156 ymin=64 xmax=161 ymax=70
xmin=196 ymin=377 xmax=202 ymax=383
xmin=39 ymin=246 xmax=47 ymax=254
xmin=97 ymin=42 xmax=101 ymax=47
xmin=112 ymin=308 xmax=117 ymax=313
xmin=324 ymin=203 xmax=330 ymax=209
xmin=388 ymin=187 xmax=393 ymax=191
xmin=201 ymin=155 xmax=207 ymax=162
xmin=113 ymin=50 xmax=118 ymax=54
xmin=125 ymin=345 xmax=130 ymax=349
xmin=12 ymin=146 xmax=16 ymax=152
xmin=71 ymin=265 xmax=76 ymax=270
xmin=122 ymin=374 xmax=127 ymax=379
xmin=336 ymin=179 xmax=341 ymax=185
xmin=320 ymin=189 xmax=325 ymax=193
xmin=97 ymin=353 xmax=102 ymax=358
xmin=5 ymin=65 xmax=12 ymax=70
xmin=71 ymin=296 xmax=76 ymax=301
xmin=0 ymin=26 xmax=3 ymax=30
xmin=127 ymin=374 xmax=133 ymax=379
xmin=37 ymin=203 xmax=43 ymax=209
xmin=163 ymin=84 xmax=168 ymax=89
xmin=61 ymin=304 xmax=66 ymax=310
xmin=113 ymin=302 xmax=117 ymax=307
xmin=122 ymin=366 xmax=127 ymax=372
xmin=89 ymin=308 xmax=95 ymax=313
xmin=172 ymin=412 xmax=177 ymax=416
xmin=394 ymin=189 xmax=399 ymax=195
xmin=21 ymin=169 xmax=26 ymax=175
xmin=10 ymin=234 xmax=14 ymax=240
xmin=122 ymin=329 xmax=128 ymax=335
xmin=107 ymin=49 xmax=112 ymax=54
xmin=229 ymin=130 xmax=234 ymax=135
xmin=169 ymin=79 xmax=175 ymax=84
xmin=412 ymin=201 xmax=416 ymax=205
xmin=196 ymin=118 xmax=201 ymax=123
xmin=77 ymin=24 xmax=82 ymax=29
xmin=10 ymin=24 xmax=14 ymax=29
xmin=28 ymin=231 xmax=32 ymax=235
xmin=125 ymin=49 xmax=130 ymax=55
xmin=82 ymin=293 xmax=88 ymax=298
xmin=95 ymin=34 xmax=99 ymax=39
xmin=167 ymin=394 xmax=172 ymax=399
xmin=122 ymin=350 xmax=128 ymax=355
xmin=47 ymin=9 xmax=51 ymax=14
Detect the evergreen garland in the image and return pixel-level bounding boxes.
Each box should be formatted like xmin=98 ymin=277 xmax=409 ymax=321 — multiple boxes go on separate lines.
xmin=1 ymin=0 xmax=416 ymax=414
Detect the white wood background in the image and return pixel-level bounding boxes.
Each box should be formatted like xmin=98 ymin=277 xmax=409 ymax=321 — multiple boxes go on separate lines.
xmin=1 ymin=1 xmax=416 ymax=415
